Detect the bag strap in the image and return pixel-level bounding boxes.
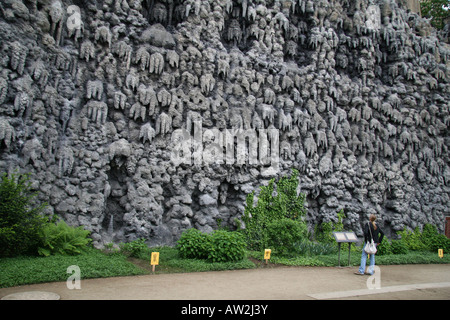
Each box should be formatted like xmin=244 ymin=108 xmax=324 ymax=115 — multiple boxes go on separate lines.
xmin=368 ymin=222 xmax=374 ymax=241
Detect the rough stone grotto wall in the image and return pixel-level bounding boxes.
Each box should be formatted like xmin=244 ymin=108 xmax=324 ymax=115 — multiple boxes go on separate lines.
xmin=0 ymin=0 xmax=449 ymax=247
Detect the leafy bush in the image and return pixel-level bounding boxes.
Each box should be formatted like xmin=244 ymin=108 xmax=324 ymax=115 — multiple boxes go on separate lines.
xmin=266 ymin=218 xmax=308 ymax=256
xmin=177 ymin=228 xmax=246 ymax=262
xmin=397 ymin=224 xmax=450 ymax=253
xmin=38 ymin=220 xmax=92 ymax=256
xmin=375 ymin=239 xmax=392 ymax=255
xmin=376 ymin=224 xmax=450 ymax=256
xmin=390 ymin=239 xmax=409 ymax=255
xmin=119 ymin=238 xmax=149 ymax=258
xmin=422 ymin=224 xmax=450 ymax=252
xmin=314 ymin=209 xmax=345 ymax=244
xmin=208 ymin=230 xmax=246 ymax=262
xmin=242 ymin=169 xmax=307 ymax=251
xmin=0 ymin=172 xmax=47 ymax=257
xmin=398 ymin=227 xmax=428 ymax=251
xmin=177 ymin=228 xmax=210 ymax=260
xmin=378 ymin=239 xmax=408 ymax=255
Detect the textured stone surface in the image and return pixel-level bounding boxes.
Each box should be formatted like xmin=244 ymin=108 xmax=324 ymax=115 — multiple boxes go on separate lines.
xmin=0 ymin=0 xmax=448 ymax=247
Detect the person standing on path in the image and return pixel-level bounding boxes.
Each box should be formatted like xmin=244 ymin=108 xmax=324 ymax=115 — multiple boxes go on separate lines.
xmin=355 ymin=214 xmax=384 ymax=275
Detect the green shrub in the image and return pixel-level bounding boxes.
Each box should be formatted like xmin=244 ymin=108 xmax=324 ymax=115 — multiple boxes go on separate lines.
xmin=0 ymin=172 xmax=48 ymax=257
xmin=398 ymin=227 xmax=427 ymax=251
xmin=208 ymin=230 xmax=246 ymax=262
xmin=242 ymin=169 xmax=307 ymax=251
xmin=314 ymin=209 xmax=345 ymax=244
xmin=376 ymin=239 xmax=393 ymax=255
xmin=266 ymin=218 xmax=308 ymax=256
xmin=177 ymin=228 xmax=210 ymax=260
xmin=38 ymin=220 xmax=92 ymax=256
xmin=422 ymin=224 xmax=450 ymax=253
xmin=428 ymin=234 xmax=450 ymax=253
xmin=119 ymin=238 xmax=149 ymax=258
xmin=397 ymin=224 xmax=450 ymax=253
xmin=314 ymin=221 xmax=334 ymax=244
xmin=378 ymin=224 xmax=450 ymax=256
xmin=390 ymin=239 xmax=409 ymax=255
xmin=177 ymin=228 xmax=246 ymax=262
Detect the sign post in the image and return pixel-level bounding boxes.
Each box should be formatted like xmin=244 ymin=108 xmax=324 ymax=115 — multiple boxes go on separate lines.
xmin=151 ymin=252 xmax=160 ymax=273
xmin=438 ymin=249 xmax=444 ymax=258
xmin=264 ymin=249 xmax=271 ymax=264
xmin=333 ymin=232 xmax=358 ymax=267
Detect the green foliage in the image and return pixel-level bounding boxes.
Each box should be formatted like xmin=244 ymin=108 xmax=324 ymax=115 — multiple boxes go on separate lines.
xmin=314 ymin=209 xmax=345 ymax=244
xmin=377 ymin=238 xmax=409 ymax=255
xmin=376 ymin=239 xmax=391 ymax=255
xmin=265 ymin=218 xmax=308 ymax=256
xmin=0 ymin=247 xmax=147 ymax=288
xmin=393 ymin=224 xmax=450 ymax=254
xmin=420 ymin=0 xmax=450 ymax=29
xmin=37 ymin=220 xmax=92 ymax=256
xmin=0 ymin=171 xmax=48 ymax=257
xmin=390 ymin=239 xmax=409 ymax=254
xmin=242 ymin=169 xmax=307 ymax=251
xmin=422 ymin=224 xmax=450 ymax=252
xmin=270 ymin=169 xmax=307 ymax=220
xmin=376 ymin=223 xmax=450 ymax=257
xmin=165 ymin=255 xmax=256 ymax=272
xmin=314 ymin=222 xmax=331 ymax=244
xmin=119 ymin=238 xmax=149 ymax=258
xmin=294 ymin=240 xmax=338 ymax=256
xmin=398 ymin=227 xmax=428 ymax=251
xmin=207 ymin=230 xmax=246 ymax=262
xmin=177 ymin=228 xmax=210 ymax=260
xmin=177 ymin=228 xmax=246 ymax=263
xmin=127 ymin=245 xmax=255 ymax=273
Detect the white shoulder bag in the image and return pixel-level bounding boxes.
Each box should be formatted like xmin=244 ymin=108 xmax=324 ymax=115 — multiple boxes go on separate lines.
xmin=364 ymin=222 xmax=377 ymax=254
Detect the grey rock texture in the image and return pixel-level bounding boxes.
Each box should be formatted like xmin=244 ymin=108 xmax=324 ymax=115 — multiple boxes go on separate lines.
xmin=0 ymin=0 xmax=449 ymax=247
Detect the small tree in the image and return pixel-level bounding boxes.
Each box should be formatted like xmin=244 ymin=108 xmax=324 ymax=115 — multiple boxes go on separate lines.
xmin=242 ymin=169 xmax=307 ymax=251
xmin=0 ymin=172 xmax=47 ymax=257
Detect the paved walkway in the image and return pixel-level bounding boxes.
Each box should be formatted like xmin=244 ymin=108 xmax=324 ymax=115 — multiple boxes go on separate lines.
xmin=1 ymin=264 xmax=450 ymax=300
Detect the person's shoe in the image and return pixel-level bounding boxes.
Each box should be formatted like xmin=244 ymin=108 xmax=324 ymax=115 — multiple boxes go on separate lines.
xmin=354 ymin=272 xmax=364 ymax=275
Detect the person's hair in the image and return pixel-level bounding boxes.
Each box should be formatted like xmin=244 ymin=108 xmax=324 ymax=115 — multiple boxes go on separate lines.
xmin=369 ymin=214 xmax=377 ymax=230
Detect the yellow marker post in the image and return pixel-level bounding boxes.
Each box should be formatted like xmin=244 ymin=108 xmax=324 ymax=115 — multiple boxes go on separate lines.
xmin=438 ymin=249 xmax=444 ymax=259
xmin=151 ymin=252 xmax=160 ymax=273
xmin=264 ymin=249 xmax=271 ymax=264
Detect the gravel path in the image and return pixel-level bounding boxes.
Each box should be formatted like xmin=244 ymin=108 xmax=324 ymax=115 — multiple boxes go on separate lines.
xmin=1 ymin=264 xmax=449 ymax=300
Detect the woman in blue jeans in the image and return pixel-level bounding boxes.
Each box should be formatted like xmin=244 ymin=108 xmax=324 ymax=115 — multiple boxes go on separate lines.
xmin=355 ymin=214 xmax=384 ymax=275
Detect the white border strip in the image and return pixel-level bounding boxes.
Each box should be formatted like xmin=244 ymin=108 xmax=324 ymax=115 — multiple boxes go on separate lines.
xmin=308 ymin=282 xmax=450 ymax=300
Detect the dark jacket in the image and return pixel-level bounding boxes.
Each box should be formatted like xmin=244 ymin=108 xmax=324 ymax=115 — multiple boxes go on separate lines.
xmin=364 ymin=222 xmax=384 ymax=244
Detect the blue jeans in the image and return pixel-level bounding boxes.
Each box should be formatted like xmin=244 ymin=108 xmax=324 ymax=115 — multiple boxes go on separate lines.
xmin=358 ymin=243 xmax=375 ymax=275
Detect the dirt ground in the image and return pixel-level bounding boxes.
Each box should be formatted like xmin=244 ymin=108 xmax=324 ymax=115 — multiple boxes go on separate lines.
xmin=1 ymin=264 xmax=450 ymax=300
